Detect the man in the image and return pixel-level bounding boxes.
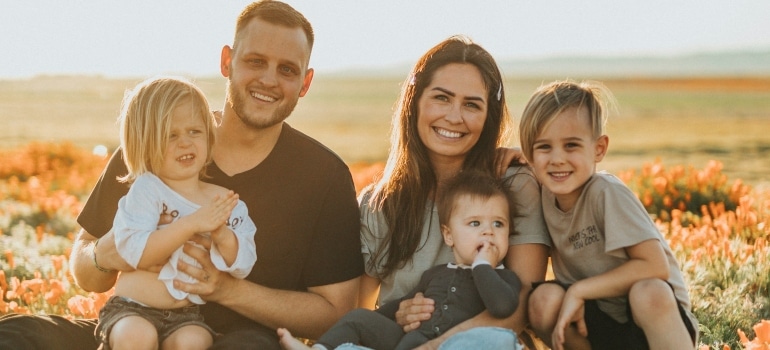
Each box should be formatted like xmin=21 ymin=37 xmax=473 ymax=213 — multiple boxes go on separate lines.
xmin=0 ymin=2 xmax=363 ymax=349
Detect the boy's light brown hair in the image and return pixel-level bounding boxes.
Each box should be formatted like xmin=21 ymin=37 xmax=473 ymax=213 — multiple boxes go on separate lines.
xmin=518 ymin=80 xmax=616 ymax=163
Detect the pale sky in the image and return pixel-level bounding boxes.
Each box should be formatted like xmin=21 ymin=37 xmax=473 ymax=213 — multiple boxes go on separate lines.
xmin=1 ymin=0 xmax=769 ymax=79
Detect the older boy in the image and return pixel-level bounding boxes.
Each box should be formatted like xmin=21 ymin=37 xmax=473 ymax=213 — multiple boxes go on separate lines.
xmin=520 ymin=80 xmax=698 ymax=350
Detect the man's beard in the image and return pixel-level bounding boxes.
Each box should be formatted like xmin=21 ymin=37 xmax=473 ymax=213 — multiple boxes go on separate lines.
xmin=226 ymin=79 xmax=299 ymax=129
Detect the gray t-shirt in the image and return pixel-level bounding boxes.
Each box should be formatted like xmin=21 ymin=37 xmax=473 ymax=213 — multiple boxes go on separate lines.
xmin=360 ymin=166 xmax=550 ymax=306
xmin=543 ymin=172 xmax=697 ymax=329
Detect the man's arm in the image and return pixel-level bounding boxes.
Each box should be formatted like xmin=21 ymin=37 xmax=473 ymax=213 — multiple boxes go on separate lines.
xmin=71 ymin=149 xmax=134 ymax=292
xmin=70 ymin=229 xmax=130 ymax=292
xmin=175 ymin=241 xmax=360 ymax=340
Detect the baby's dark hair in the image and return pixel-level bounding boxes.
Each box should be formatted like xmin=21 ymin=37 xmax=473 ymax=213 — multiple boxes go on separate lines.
xmin=437 ymin=170 xmax=516 ymax=234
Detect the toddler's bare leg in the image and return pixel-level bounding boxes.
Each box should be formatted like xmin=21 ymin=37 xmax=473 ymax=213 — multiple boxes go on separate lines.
xmin=161 ymin=324 xmax=213 ymax=350
xmin=109 ymin=316 xmax=159 ymax=350
xmin=277 ymin=328 xmax=314 ymax=350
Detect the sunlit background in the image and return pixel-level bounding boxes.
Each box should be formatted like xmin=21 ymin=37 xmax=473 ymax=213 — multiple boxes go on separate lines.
xmin=1 ymin=0 xmax=769 ymax=78
xmin=1 ymin=3 xmax=770 ymax=348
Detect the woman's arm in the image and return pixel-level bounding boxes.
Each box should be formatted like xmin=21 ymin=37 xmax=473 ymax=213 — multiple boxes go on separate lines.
xmin=359 ymin=273 xmax=381 ymax=310
xmin=494 ymin=147 xmax=526 ymax=178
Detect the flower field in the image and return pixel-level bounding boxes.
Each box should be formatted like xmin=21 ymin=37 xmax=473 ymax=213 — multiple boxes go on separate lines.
xmin=1 ymin=142 xmax=769 ymax=349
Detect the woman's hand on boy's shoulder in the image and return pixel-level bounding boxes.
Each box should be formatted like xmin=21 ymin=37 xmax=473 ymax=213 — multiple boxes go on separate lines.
xmin=494 ymin=147 xmax=527 ymax=178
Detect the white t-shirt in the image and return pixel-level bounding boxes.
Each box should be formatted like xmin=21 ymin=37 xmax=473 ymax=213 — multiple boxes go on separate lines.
xmin=113 ymin=173 xmax=257 ymax=304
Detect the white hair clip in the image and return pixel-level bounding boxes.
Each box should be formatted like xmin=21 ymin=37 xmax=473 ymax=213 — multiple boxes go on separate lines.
xmin=496 ymin=84 xmax=502 ymax=101
xmin=408 ymin=74 xmax=416 ymax=86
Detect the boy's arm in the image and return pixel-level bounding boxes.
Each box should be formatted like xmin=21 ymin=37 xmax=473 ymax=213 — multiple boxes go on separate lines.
xmin=135 ymin=190 xmax=238 ymax=268
xmin=564 ymin=238 xmax=668 ymax=301
xmin=472 ymin=265 xmax=521 ymax=318
xmin=552 ymin=239 xmax=669 ymax=346
xmin=210 ymin=226 xmax=238 ymax=266
xmin=209 ymin=203 xmax=257 ymax=278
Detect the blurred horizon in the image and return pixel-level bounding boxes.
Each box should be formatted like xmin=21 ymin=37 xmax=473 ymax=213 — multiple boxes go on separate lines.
xmin=4 ymin=48 xmax=769 ymax=81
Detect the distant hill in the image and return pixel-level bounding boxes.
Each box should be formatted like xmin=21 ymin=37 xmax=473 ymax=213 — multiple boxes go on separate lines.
xmin=334 ymin=49 xmax=770 ymax=78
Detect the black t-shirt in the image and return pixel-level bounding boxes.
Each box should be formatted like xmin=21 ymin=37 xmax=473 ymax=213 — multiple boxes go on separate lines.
xmin=77 ymin=123 xmax=364 ymax=332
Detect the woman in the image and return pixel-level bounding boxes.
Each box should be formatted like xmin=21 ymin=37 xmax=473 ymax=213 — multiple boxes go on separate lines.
xmin=358 ymin=35 xmax=550 ymax=348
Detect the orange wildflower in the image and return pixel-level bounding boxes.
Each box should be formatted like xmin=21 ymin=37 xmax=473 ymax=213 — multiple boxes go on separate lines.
xmin=653 ymin=176 xmax=668 ymax=195
xmin=0 ymin=270 xmax=6 ymax=291
xmin=50 ymin=255 xmax=66 ymax=274
xmin=21 ymin=278 xmax=44 ymax=295
xmin=45 ymin=279 xmax=64 ymax=306
xmin=67 ymin=295 xmax=96 ymax=318
xmin=10 ymin=301 xmax=30 ymax=315
xmin=739 ymin=320 xmax=770 ymax=350
xmin=92 ymin=289 xmax=114 ymax=313
xmin=0 ymin=295 xmax=7 ymax=313
xmin=5 ymin=276 xmax=21 ymax=300
xmin=4 ymin=249 xmax=14 ymax=270
xmin=35 ymin=225 xmax=44 ymax=243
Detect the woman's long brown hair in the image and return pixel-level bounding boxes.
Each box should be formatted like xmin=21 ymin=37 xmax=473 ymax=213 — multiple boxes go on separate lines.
xmin=365 ymin=35 xmax=512 ymax=279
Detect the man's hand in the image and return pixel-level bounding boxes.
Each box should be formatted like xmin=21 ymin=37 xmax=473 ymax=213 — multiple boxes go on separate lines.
xmin=395 ymin=292 xmax=435 ymax=332
xmin=173 ymin=239 xmax=235 ymax=301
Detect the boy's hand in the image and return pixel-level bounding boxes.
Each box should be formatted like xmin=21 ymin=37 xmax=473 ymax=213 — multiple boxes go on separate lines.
xmin=210 ymin=224 xmax=235 ymax=246
xmin=551 ymin=291 xmax=588 ymax=350
xmin=188 ymin=191 xmax=238 ymax=233
xmin=474 ymin=241 xmax=499 ymax=265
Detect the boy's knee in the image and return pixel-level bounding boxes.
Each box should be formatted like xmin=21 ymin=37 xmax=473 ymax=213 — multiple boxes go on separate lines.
xmin=163 ymin=328 xmax=212 ymax=350
xmin=529 ymin=283 xmax=565 ymax=307
xmin=629 ymin=279 xmax=677 ymax=316
xmin=528 ymin=283 xmax=564 ymax=325
xmin=109 ymin=317 xmax=159 ymax=349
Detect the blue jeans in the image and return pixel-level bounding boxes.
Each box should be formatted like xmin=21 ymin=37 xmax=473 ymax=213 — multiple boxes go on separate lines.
xmin=335 ymin=327 xmax=521 ymax=350
xmin=439 ymin=327 xmax=521 ymax=350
